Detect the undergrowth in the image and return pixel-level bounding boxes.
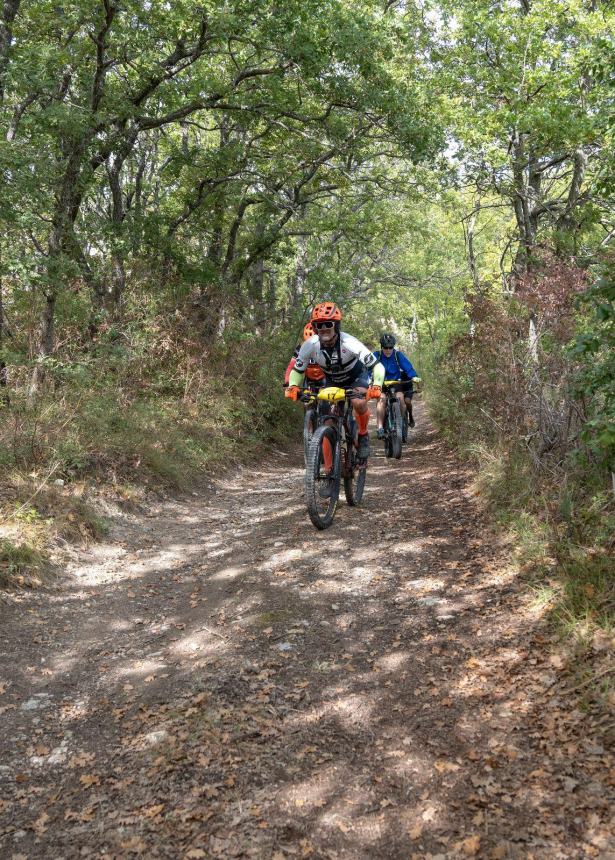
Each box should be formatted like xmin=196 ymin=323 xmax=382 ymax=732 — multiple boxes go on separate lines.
xmin=0 ymin=538 xmax=47 ymax=589
xmin=423 ymin=285 xmax=614 ymax=700
xmin=0 ymin=306 xmax=301 ymax=589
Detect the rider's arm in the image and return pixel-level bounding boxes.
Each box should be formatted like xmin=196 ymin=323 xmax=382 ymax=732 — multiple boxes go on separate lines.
xmin=284 ymin=357 xmax=296 ymax=385
xmin=398 ymin=351 xmax=418 ymax=378
xmin=371 ymin=361 xmax=385 ymax=387
xmin=288 ymin=367 xmax=305 ymax=388
xmin=293 ymin=336 xmax=317 ymax=378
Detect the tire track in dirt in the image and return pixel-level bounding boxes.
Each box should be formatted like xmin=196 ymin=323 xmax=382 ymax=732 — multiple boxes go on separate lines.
xmin=0 ymin=401 xmax=612 ymax=859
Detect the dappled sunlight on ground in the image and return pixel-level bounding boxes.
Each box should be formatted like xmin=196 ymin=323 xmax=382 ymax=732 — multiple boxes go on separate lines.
xmin=0 ymin=403 xmax=612 ymax=858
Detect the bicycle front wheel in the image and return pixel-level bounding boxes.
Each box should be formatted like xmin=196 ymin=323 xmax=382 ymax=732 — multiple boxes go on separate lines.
xmin=305 ymin=425 xmax=340 ymax=530
xmin=384 ymin=402 xmax=394 ymax=458
xmin=390 ymin=401 xmax=402 ymax=459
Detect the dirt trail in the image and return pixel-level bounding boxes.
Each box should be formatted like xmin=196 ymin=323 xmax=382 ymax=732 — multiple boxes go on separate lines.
xmin=0 ymin=402 xmax=612 ymax=859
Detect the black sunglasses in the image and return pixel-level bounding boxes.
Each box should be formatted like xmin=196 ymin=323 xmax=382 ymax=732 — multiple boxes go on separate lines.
xmin=314 ymin=321 xmax=335 ymax=330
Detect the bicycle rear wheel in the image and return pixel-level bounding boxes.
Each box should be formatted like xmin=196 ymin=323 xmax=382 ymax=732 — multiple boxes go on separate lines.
xmin=305 ymin=425 xmax=340 ymax=530
xmin=390 ymin=401 xmax=402 ymax=459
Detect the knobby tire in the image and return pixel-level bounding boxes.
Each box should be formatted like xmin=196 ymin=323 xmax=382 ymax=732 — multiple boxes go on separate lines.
xmin=390 ymin=401 xmax=402 ymax=459
xmin=305 ymin=425 xmax=340 ymax=530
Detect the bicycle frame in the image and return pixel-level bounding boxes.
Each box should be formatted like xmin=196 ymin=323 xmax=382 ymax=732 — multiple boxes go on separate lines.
xmin=316 ymin=387 xmax=364 ymax=475
xmin=303 ymin=386 xmax=368 ymax=529
xmin=382 ymin=380 xmax=403 ymax=459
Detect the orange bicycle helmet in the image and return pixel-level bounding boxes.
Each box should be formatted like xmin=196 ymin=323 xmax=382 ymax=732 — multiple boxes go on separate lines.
xmin=303 ymin=322 xmax=315 ymax=340
xmin=311 ymin=302 xmax=342 ymax=323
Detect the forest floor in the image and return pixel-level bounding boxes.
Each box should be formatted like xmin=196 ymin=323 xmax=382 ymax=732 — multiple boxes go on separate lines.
xmin=0 ymin=401 xmax=613 ymax=860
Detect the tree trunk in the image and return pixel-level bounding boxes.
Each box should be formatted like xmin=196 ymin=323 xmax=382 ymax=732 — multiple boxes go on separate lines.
xmin=409 ymin=313 xmax=418 ymax=345
xmin=528 ymin=311 xmax=539 ymax=365
xmin=0 ymin=241 xmax=8 ymax=405
xmin=111 ymin=254 xmax=126 ymax=318
xmin=28 ymin=290 xmax=56 ymax=402
xmin=107 ymin=158 xmax=127 ymax=318
xmin=511 ymin=131 xmax=536 ymax=279
xmin=293 ymin=233 xmax=308 ymax=300
xmin=464 ymin=206 xmax=480 ymax=294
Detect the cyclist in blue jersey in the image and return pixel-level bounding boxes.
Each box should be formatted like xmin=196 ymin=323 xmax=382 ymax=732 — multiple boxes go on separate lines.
xmin=373 ymin=333 xmax=421 ymax=439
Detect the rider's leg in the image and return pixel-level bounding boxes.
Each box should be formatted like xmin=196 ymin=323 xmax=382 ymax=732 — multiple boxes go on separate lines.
xmin=376 ymin=392 xmax=387 ymax=439
xmin=376 ymin=393 xmax=386 ymax=430
xmin=321 ymin=414 xmax=335 ymax=472
xmin=397 ymin=390 xmax=407 ymax=421
xmin=405 ymin=395 xmax=415 ymax=427
xmin=322 ymin=435 xmax=333 ymax=472
xmin=317 ymin=415 xmax=336 ymax=497
xmin=351 ymin=389 xmax=370 ymax=457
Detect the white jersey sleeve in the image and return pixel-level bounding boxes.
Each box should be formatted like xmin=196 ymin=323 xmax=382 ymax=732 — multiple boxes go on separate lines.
xmin=293 ymin=335 xmax=319 ymax=374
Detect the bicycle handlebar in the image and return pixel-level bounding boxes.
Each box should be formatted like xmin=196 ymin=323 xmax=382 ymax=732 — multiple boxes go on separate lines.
xmin=286 ymin=384 xmax=366 ymax=403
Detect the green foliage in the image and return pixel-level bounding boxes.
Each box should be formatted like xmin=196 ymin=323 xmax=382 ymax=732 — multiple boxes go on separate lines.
xmin=571 ymin=275 xmax=615 ymax=468
xmin=0 ymin=539 xmax=46 ymax=588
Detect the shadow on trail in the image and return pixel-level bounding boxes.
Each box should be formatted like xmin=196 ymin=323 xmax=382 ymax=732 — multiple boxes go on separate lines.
xmin=0 ymin=403 xmax=611 ymax=858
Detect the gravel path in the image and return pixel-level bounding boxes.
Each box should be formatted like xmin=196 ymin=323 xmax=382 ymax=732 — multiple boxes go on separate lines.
xmin=1 ymin=401 xmax=612 ymax=859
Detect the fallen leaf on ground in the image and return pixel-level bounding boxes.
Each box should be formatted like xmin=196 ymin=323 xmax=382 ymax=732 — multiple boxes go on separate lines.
xmin=435 ymin=760 xmax=460 ymax=773
xmin=121 ymin=836 xmax=147 ymax=854
xmin=32 ymin=811 xmax=49 ymax=835
xmin=69 ymin=752 xmax=95 ymax=768
xmin=80 ymin=774 xmax=101 ymax=788
xmin=457 ymin=834 xmax=481 ymax=856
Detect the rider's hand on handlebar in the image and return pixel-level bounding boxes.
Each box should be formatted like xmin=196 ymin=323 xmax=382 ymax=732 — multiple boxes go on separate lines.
xmin=285 ymin=385 xmax=301 ymax=401
xmin=413 ymin=376 xmax=421 ymax=384
xmin=366 ymin=385 xmax=382 ymax=400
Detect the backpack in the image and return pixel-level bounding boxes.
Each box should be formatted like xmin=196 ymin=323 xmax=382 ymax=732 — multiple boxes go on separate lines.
xmin=375 ymin=349 xmax=408 ymax=380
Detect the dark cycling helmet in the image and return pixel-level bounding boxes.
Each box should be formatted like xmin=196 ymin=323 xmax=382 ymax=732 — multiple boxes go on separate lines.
xmin=380 ymin=332 xmax=396 ymax=348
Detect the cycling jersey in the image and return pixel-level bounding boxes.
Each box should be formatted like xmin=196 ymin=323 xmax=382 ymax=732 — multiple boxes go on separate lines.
xmin=372 ymin=349 xmax=418 ymax=381
xmin=294 ymin=332 xmax=381 ymax=386
xmin=284 ymin=355 xmax=325 ymax=385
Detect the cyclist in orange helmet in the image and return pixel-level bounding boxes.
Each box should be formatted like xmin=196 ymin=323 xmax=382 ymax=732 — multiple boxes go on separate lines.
xmin=285 ymin=302 xmax=384 ymax=459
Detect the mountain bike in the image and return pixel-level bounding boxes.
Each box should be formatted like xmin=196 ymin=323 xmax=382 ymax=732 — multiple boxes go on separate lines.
xmin=382 ymin=380 xmax=403 ymax=459
xmin=304 ymin=387 xmax=368 ymax=530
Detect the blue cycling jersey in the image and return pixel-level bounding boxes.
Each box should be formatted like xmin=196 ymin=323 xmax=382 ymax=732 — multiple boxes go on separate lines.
xmin=372 ymin=349 xmax=418 ymax=381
